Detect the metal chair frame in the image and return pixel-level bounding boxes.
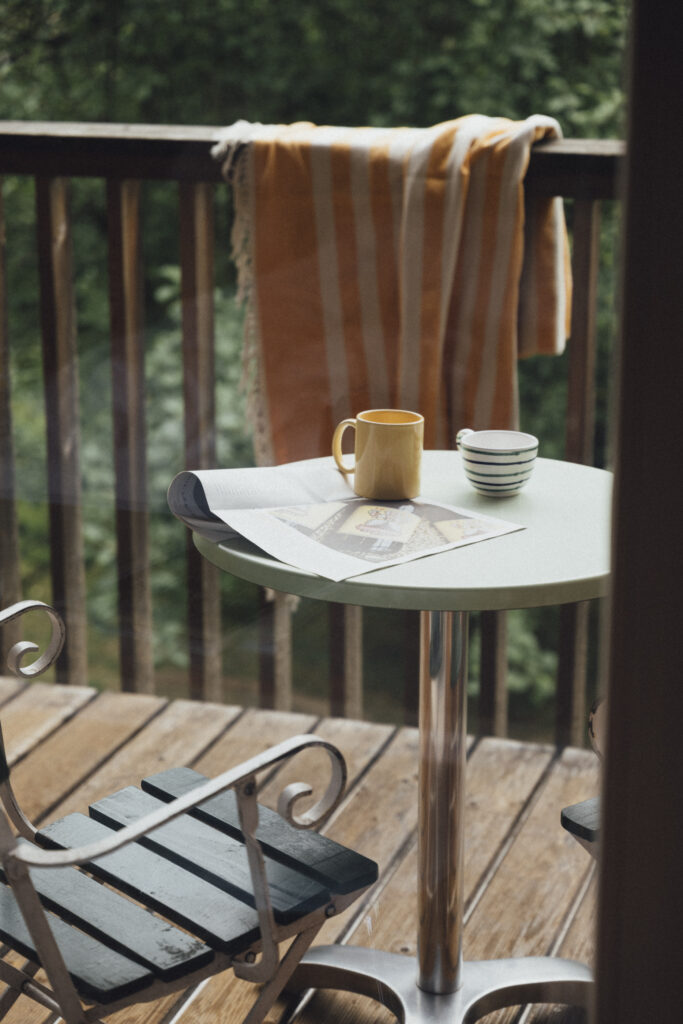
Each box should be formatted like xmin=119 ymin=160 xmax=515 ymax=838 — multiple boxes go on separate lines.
xmin=0 ymin=600 xmax=370 ymax=1024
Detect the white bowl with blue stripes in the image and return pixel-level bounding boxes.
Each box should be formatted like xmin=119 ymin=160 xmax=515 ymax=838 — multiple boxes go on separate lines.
xmin=456 ymin=429 xmax=539 ymax=496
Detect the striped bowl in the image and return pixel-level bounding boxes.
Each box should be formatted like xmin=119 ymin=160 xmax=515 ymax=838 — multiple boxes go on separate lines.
xmin=456 ymin=429 xmax=538 ymax=497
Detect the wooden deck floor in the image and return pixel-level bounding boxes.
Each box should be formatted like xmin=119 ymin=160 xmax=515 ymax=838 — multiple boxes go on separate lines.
xmin=0 ymin=676 xmax=598 ymax=1024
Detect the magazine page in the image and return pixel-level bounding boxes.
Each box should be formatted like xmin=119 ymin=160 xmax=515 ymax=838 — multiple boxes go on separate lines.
xmin=168 ymin=457 xmax=524 ymax=582
xmin=226 ymin=497 xmax=522 ymax=581
xmin=167 ymin=457 xmax=354 ymax=542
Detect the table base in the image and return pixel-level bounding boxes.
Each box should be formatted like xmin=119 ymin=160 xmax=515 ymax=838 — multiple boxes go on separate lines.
xmin=288 ymin=946 xmax=592 ymax=1023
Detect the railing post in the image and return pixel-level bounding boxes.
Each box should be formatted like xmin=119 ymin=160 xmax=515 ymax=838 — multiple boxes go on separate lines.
xmin=0 ymin=182 xmax=23 ymax=653
xmin=329 ymin=603 xmax=363 ymax=720
xmin=107 ymin=179 xmax=154 ymax=694
xmin=556 ymin=198 xmax=602 ymax=746
xmin=35 ymin=177 xmax=87 ymax=685
xmin=403 ymin=610 xmax=421 ymax=725
xmin=179 ymin=182 xmax=222 ymax=702
xmin=478 ymin=610 xmax=509 ymax=736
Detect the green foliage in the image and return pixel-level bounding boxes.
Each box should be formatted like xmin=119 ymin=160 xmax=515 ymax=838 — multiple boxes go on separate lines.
xmin=1 ymin=1 xmax=626 ymax=725
xmin=1 ymin=1 xmax=628 ymax=135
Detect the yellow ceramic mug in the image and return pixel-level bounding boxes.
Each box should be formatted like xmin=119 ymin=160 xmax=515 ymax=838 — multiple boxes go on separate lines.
xmin=332 ymin=409 xmax=424 ymax=499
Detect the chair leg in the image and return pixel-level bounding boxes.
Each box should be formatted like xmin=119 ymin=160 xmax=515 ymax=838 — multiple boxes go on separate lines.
xmin=4 ymin=863 xmax=87 ymax=1023
xmin=0 ymin=956 xmax=40 ymax=1016
xmin=242 ymin=924 xmax=321 ymax=1024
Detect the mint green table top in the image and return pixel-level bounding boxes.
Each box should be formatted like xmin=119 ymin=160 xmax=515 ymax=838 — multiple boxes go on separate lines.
xmin=194 ymin=451 xmax=612 ymax=613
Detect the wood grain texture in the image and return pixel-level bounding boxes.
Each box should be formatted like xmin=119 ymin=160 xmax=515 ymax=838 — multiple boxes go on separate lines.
xmin=3 ymin=861 xmax=213 ymax=979
xmin=179 ymin=182 xmax=222 ymax=703
xmin=35 ymin=176 xmax=88 ymax=685
xmin=561 ymin=796 xmax=600 ymax=844
xmin=107 ymin=178 xmax=154 ymax=695
xmin=44 ymin=697 xmax=240 ymax=820
xmin=290 ymin=736 xmax=558 ymax=1024
xmin=141 ymin=768 xmax=378 ymax=893
xmin=0 ymin=125 xmax=622 ymax=197
xmin=0 ymin=686 xmax=599 ymax=1024
xmin=0 ymin=681 xmax=95 ymax=767
xmin=192 ymin=707 xmax=319 ymax=779
xmin=181 ymin=724 xmax=421 ymax=1023
xmin=8 ymin=689 xmax=162 ymax=821
xmin=0 ymin=184 xmax=22 ymax=644
xmin=0 ymin=882 xmax=154 ymax=1003
xmin=87 ymin=786 xmax=332 ymax=920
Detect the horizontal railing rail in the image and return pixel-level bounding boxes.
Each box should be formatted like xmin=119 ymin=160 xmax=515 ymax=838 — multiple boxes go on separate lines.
xmin=0 ymin=123 xmax=624 ymax=743
xmin=0 ymin=122 xmax=624 ymax=191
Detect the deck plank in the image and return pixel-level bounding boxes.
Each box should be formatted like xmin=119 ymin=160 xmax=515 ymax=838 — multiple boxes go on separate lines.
xmin=0 ymin=677 xmax=27 ymax=706
xmin=45 ymin=697 xmax=241 ymax=819
xmin=523 ymin=873 xmax=597 ymax=1023
xmin=257 ymin=716 xmax=396 ymax=808
xmin=466 ymin=746 xmax=598 ymax=1024
xmin=192 ymin=707 xmax=321 ymax=779
xmin=178 ymin=724 xmax=421 ymax=1024
xmin=0 ymin=686 xmax=598 ymax=1024
xmin=9 ymin=689 xmax=164 ymax=821
xmin=0 ymin=680 xmax=95 ymax=766
xmin=288 ymin=736 xmax=563 ymax=1024
xmin=1 ymin=695 xmax=243 ymax=1024
xmin=91 ymin=709 xmax=327 ymax=1024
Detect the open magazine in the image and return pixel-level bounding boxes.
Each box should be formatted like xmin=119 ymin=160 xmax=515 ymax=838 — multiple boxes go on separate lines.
xmin=167 ymin=456 xmax=523 ymax=583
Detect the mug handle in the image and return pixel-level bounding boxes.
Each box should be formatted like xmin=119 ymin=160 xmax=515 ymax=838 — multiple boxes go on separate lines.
xmin=332 ymin=419 xmax=356 ymax=475
xmin=456 ymin=428 xmax=474 ymax=449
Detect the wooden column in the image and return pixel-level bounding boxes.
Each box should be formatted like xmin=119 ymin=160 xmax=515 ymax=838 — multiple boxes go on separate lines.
xmin=107 ymin=179 xmax=154 ymax=693
xmin=0 ymin=182 xmax=23 ymax=652
xmin=329 ymin=603 xmax=363 ymax=720
xmin=258 ymin=589 xmax=295 ymax=711
xmin=403 ymin=609 xmax=421 ymax=725
xmin=36 ymin=177 xmax=87 ymax=685
xmin=556 ymin=198 xmax=602 ymax=747
xmin=179 ymin=182 xmax=222 ymax=702
xmin=595 ymin=1 xmax=683 ymax=1019
xmin=478 ymin=610 xmax=508 ymax=736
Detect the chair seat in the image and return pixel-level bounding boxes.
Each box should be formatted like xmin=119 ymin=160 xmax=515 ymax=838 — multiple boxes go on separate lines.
xmin=0 ymin=881 xmax=159 ymax=1003
xmin=561 ymin=796 xmax=601 ymax=846
xmin=0 ymin=775 xmax=378 ymax=1006
xmin=142 ymin=765 xmax=379 ymax=895
xmin=0 ymin=603 xmax=378 ymax=1023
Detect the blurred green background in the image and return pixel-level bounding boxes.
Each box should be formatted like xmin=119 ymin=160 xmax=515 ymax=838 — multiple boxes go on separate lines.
xmin=1 ymin=0 xmax=627 ymax=735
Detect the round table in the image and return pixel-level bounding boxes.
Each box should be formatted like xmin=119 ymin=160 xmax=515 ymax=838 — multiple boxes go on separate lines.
xmin=195 ymin=451 xmax=612 ymax=1023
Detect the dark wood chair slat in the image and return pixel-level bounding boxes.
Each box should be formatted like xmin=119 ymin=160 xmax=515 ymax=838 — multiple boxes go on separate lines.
xmin=38 ymin=813 xmax=263 ymax=953
xmin=0 ymin=882 xmax=153 ymax=1004
xmin=89 ymin=786 xmax=330 ymax=920
xmin=4 ymin=863 xmax=213 ymax=981
xmin=561 ymin=796 xmax=601 ymax=843
xmin=142 ymin=765 xmax=379 ymax=893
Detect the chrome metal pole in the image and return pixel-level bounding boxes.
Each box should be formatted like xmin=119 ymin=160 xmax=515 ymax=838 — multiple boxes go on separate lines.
xmin=417 ymin=609 xmax=469 ymax=994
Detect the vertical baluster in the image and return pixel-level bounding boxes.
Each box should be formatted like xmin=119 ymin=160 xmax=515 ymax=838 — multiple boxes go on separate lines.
xmin=329 ymin=604 xmax=363 ymax=719
xmin=107 ymin=179 xmax=154 ymax=693
xmin=403 ymin=610 xmax=420 ymax=725
xmin=0 ymin=182 xmax=23 ymax=654
xmin=556 ymin=198 xmax=601 ymax=746
xmin=258 ymin=588 xmax=275 ymax=708
xmin=478 ymin=610 xmax=509 ymax=736
xmin=35 ymin=177 xmax=87 ymax=685
xmin=564 ymin=200 xmax=600 ymax=466
xmin=179 ymin=182 xmax=222 ymax=702
xmin=478 ymin=611 xmax=509 ymax=735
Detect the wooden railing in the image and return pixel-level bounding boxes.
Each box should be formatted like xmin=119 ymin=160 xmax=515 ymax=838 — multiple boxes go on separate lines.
xmin=0 ymin=122 xmax=624 ymax=743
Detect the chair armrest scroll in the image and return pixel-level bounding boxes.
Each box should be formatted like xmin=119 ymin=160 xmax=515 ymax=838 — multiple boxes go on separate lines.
xmin=0 ymin=601 xmax=66 ymax=678
xmin=8 ymin=734 xmax=347 ymax=870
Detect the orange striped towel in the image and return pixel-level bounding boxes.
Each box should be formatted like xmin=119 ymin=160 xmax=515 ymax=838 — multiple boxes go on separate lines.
xmin=213 ymin=116 xmax=571 ymax=465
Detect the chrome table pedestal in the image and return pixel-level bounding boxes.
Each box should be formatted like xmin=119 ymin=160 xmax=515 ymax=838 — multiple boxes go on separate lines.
xmin=289 ymin=947 xmax=592 ymax=1023
xmin=288 ymin=611 xmax=593 ymax=1022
